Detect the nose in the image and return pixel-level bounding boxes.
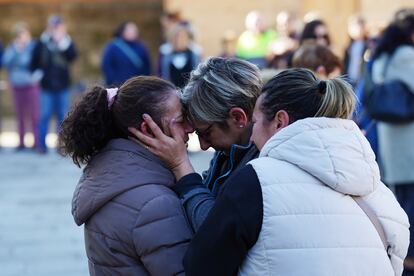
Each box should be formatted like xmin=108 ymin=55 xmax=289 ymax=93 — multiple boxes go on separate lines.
xmin=198 ymin=136 xmax=211 ymax=151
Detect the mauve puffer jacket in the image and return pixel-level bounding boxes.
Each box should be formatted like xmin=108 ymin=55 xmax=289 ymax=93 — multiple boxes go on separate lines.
xmin=72 ymin=138 xmax=193 ymax=276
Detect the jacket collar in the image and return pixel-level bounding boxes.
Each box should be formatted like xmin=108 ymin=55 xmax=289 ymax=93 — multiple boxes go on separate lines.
xmin=102 ymin=138 xmax=169 ymax=170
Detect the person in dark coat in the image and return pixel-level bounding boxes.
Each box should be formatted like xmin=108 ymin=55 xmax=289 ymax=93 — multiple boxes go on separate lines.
xmin=31 ymin=14 xmax=77 ymax=153
xmin=102 ymin=21 xmax=151 ymax=86
xmin=58 ymin=76 xmax=194 ymax=275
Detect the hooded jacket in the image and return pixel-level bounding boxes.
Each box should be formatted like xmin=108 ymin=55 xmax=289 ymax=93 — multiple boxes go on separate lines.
xmin=241 ymin=118 xmax=409 ymax=276
xmin=72 ymin=138 xmax=193 ymax=276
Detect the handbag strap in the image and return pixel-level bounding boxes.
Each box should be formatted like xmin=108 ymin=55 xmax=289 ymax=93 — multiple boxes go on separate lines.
xmin=352 ymin=196 xmax=390 ymax=255
xmin=113 ymin=38 xmax=143 ymax=69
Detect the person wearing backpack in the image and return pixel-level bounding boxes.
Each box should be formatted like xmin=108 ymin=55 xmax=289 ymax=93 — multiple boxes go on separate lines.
xmin=102 ymin=21 xmax=151 ymax=86
xmin=371 ymin=9 xmax=414 ymax=273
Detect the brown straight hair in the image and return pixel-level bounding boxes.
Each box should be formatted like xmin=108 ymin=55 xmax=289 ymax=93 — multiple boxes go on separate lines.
xmin=59 ymin=76 xmax=176 ymax=167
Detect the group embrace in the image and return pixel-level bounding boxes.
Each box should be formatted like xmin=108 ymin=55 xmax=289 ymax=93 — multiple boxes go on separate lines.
xmin=59 ymin=57 xmax=409 ymax=276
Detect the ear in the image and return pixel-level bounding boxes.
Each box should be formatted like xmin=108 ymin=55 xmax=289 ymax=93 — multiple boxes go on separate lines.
xmin=273 ymin=110 xmax=290 ymax=131
xmin=228 ymin=107 xmax=248 ymax=128
xmin=140 ymin=121 xmax=155 ymax=138
xmin=316 ymin=65 xmax=327 ymax=79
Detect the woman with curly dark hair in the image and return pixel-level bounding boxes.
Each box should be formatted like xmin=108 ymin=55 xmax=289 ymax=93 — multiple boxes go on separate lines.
xmin=59 ymin=76 xmax=194 ymax=275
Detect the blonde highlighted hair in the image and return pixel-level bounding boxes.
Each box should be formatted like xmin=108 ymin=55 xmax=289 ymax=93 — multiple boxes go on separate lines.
xmin=315 ymin=77 xmax=356 ymax=119
xmin=182 ymin=57 xmax=262 ymax=124
xmin=260 ymin=68 xmax=356 ymax=123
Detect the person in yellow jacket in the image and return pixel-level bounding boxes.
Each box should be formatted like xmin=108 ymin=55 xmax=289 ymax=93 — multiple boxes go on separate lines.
xmin=236 ymin=11 xmax=277 ymax=68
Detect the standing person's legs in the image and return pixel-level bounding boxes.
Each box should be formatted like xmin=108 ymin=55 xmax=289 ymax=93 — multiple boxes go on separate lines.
xmin=55 ymin=88 xmax=70 ymax=133
xmin=38 ymin=90 xmax=54 ymax=153
xmin=12 ymin=86 xmax=27 ymax=148
xmin=395 ymin=184 xmax=414 ymax=275
xmin=27 ymin=85 xmax=41 ymax=148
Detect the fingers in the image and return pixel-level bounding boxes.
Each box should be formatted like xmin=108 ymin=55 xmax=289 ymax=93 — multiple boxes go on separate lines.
xmin=128 ymin=135 xmax=159 ymax=155
xmin=142 ymin=114 xmax=165 ymax=139
xmin=128 ymin=127 xmax=158 ymax=149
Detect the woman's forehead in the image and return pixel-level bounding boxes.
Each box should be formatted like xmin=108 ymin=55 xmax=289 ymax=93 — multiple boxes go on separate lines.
xmin=163 ymin=92 xmax=183 ymax=117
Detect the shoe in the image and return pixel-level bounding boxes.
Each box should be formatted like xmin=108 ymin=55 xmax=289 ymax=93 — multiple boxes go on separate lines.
xmin=37 ymin=147 xmax=47 ymax=154
xmin=15 ymin=145 xmax=25 ymax=152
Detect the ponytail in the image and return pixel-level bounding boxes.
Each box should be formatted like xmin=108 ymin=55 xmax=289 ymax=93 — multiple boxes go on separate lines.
xmin=260 ymin=68 xmax=356 ymax=123
xmin=59 ymin=76 xmax=178 ymax=167
xmin=315 ymin=77 xmax=356 ymax=119
xmin=58 ymin=86 xmax=114 ymax=167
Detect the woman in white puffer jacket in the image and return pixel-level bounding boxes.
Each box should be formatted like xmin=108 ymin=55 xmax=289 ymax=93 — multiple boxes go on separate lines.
xmin=184 ymin=68 xmax=409 ymax=276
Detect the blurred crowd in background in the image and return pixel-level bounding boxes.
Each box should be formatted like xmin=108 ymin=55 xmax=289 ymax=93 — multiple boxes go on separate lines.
xmin=0 ymin=7 xmax=412 ymax=158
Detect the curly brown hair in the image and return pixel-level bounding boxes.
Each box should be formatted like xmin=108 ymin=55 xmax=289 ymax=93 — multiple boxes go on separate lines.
xmin=58 ymin=76 xmax=176 ymax=167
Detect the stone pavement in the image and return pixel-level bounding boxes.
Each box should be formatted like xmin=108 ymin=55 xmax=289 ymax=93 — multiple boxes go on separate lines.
xmin=0 ymin=147 xmax=213 ymax=276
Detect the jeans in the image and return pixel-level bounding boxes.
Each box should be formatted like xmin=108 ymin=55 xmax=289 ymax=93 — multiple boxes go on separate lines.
xmin=38 ymin=89 xmax=70 ymax=151
xmin=12 ymin=84 xmax=40 ymax=147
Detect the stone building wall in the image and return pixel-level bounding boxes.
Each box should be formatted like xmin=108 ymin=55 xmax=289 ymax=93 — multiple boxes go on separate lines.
xmin=0 ymin=0 xmax=163 ymax=115
xmin=0 ymin=0 xmax=163 ymax=80
xmin=0 ymin=0 xmax=413 ymax=116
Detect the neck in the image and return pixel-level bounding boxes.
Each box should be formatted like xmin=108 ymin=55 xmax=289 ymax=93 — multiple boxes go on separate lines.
xmin=222 ymin=126 xmax=253 ymax=155
xmin=237 ymin=124 xmax=253 ymax=146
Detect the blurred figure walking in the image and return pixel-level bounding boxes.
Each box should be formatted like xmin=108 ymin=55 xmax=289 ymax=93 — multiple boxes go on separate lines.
xmin=158 ymin=22 xmax=201 ymax=88
xmin=370 ymin=9 xmax=414 ymax=274
xmin=31 ymin=14 xmax=77 ymax=154
xmin=102 ymin=21 xmax=151 ymax=86
xmin=268 ymin=11 xmax=301 ymax=69
xmin=343 ymin=15 xmax=369 ymax=87
xmin=300 ymin=19 xmax=331 ymax=47
xmin=2 ymin=22 xmax=41 ymax=150
xmin=236 ymin=11 xmax=277 ymax=69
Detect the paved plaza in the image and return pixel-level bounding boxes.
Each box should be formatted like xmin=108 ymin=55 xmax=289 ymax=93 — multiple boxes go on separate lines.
xmin=0 ymin=141 xmax=213 ymax=276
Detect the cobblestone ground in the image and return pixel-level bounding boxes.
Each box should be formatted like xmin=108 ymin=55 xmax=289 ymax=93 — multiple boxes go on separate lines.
xmin=0 ymin=147 xmax=213 ymax=276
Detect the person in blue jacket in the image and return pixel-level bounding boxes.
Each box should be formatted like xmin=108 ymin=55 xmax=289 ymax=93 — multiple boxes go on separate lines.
xmin=102 ymin=21 xmax=151 ymax=86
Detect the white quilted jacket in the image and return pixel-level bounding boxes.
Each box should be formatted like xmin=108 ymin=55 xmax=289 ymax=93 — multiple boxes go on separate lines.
xmin=239 ymin=118 xmax=409 ymax=276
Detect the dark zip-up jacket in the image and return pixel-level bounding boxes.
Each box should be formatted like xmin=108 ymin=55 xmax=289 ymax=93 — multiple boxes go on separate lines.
xmin=183 ymin=164 xmax=263 ymax=276
xmin=173 ymin=143 xmax=259 ymax=231
xmin=31 ymin=33 xmax=77 ymax=91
